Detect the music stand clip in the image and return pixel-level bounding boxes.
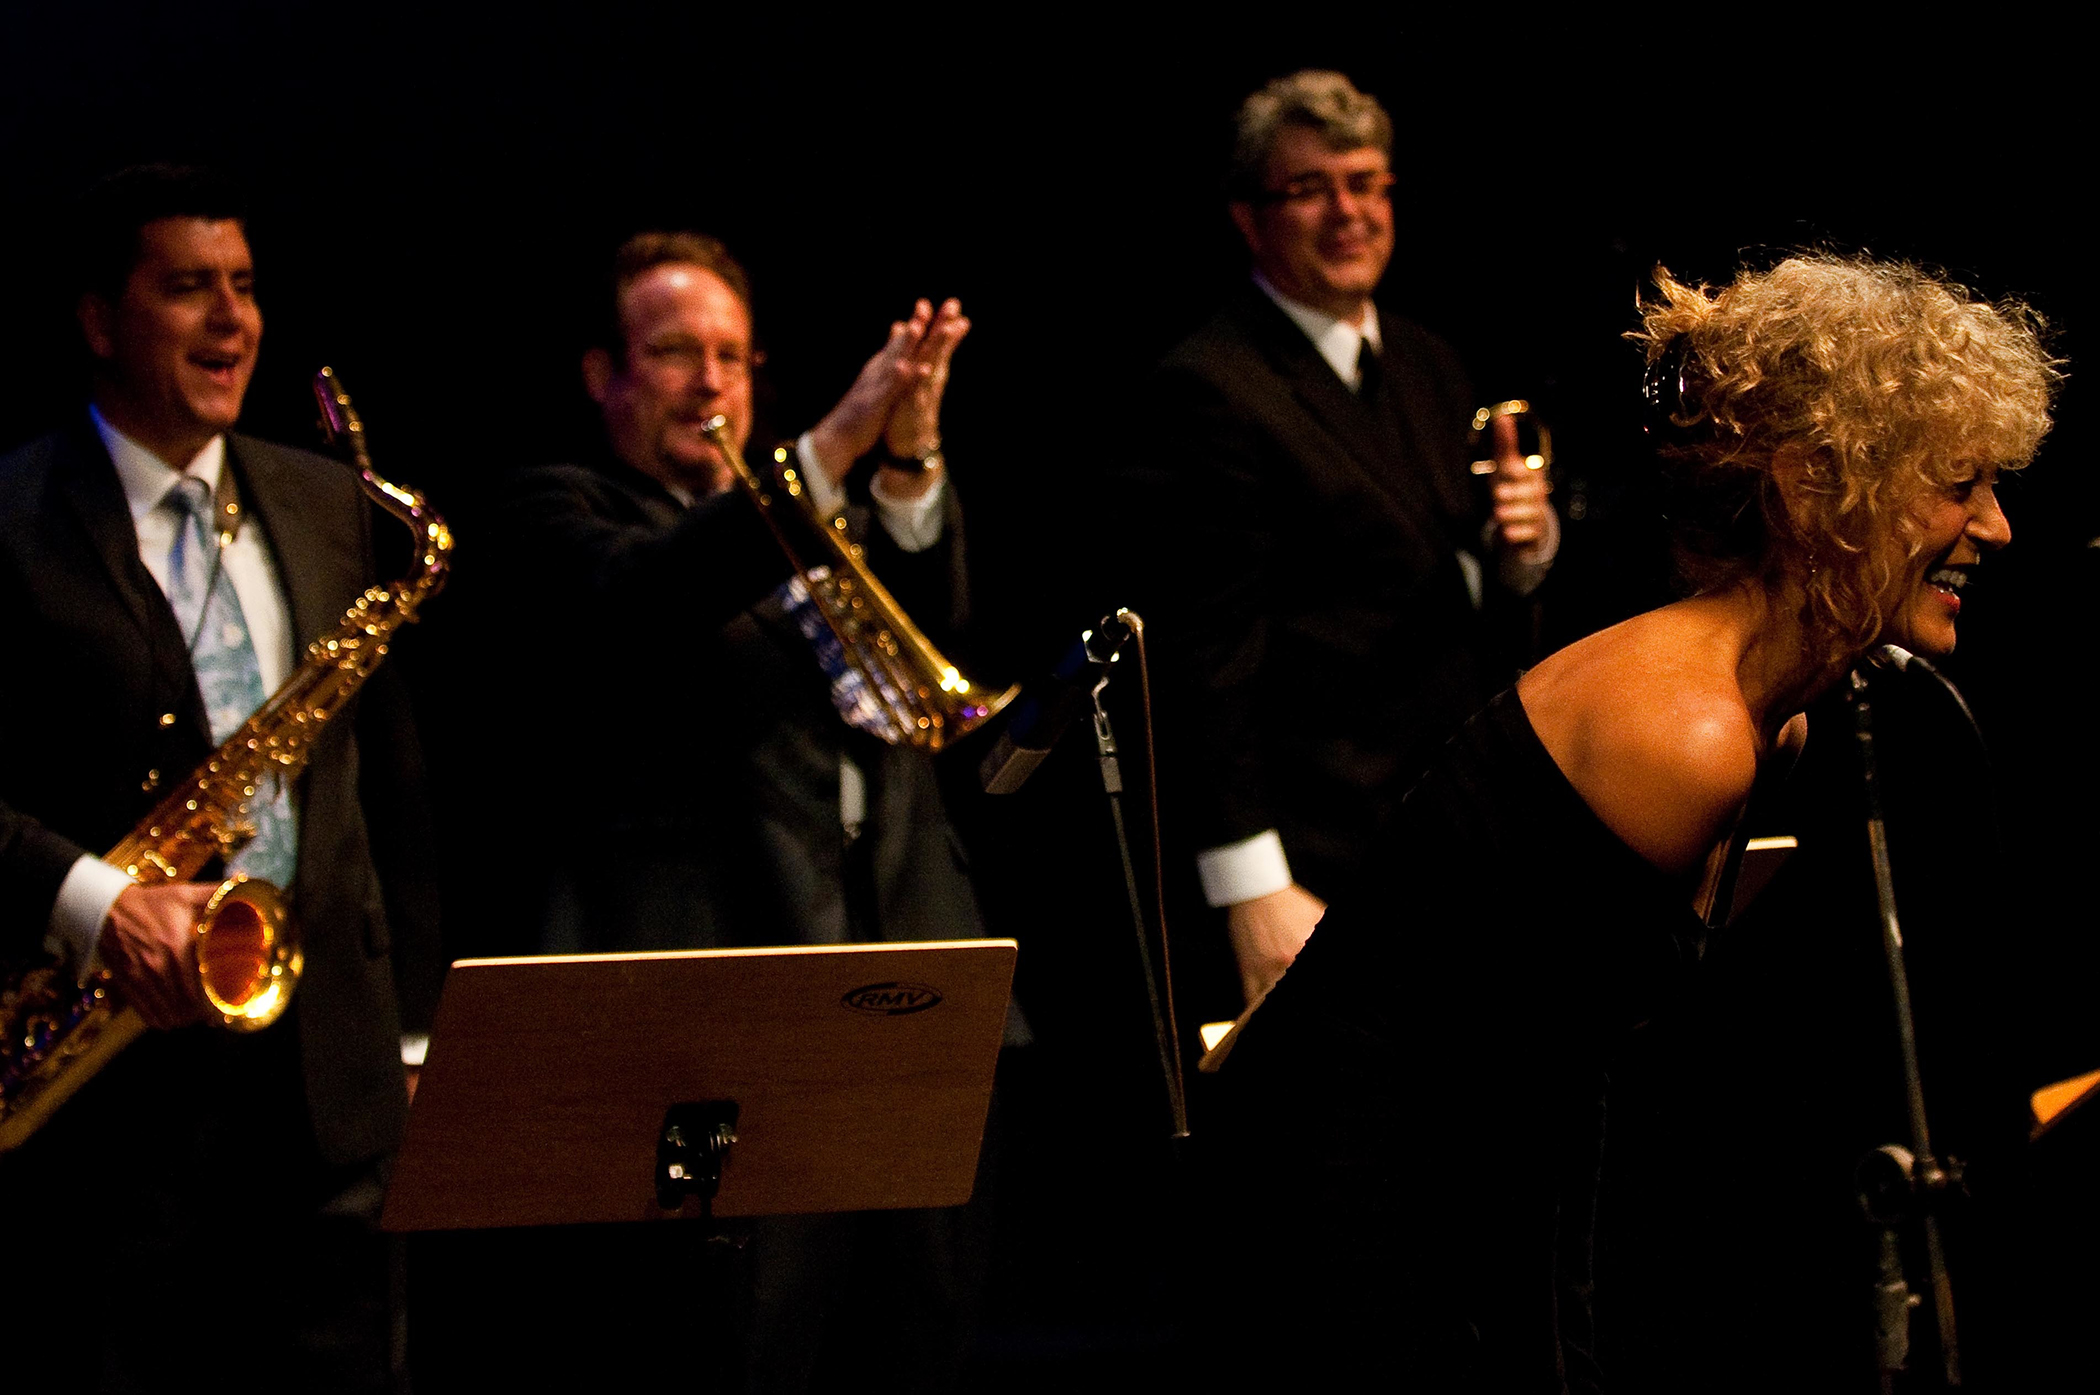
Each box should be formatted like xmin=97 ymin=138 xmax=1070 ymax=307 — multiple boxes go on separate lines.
xmin=656 ymin=1100 xmax=740 ymax=1218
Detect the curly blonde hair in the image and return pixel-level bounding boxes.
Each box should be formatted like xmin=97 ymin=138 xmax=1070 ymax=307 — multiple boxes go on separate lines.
xmin=1633 ymin=255 xmax=2059 ymax=665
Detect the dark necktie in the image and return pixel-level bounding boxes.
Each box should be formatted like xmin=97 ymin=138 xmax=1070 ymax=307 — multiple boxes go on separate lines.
xmin=1356 ymin=338 xmax=1384 ymax=410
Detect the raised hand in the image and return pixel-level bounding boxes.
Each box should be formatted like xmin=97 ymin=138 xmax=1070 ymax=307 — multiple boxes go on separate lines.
xmin=884 ymin=298 xmax=969 ymax=460
xmin=807 ymin=300 xmax=940 ymax=484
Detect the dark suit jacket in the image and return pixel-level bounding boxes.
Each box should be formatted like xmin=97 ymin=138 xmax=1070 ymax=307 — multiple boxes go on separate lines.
xmin=0 ymin=419 xmax=432 ymax=1166
xmin=488 ymin=452 xmax=985 ymax=953
xmin=1132 ymin=285 xmax=1531 ymax=900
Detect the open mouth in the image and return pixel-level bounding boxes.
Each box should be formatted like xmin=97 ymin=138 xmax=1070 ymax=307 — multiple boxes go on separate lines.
xmin=1927 ymin=564 xmax=1971 ymax=608
xmin=189 ymin=351 xmax=243 ymax=384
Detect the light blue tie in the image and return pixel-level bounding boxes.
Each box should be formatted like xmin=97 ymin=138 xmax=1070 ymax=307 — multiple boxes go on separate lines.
xmin=164 ymin=476 xmax=299 ymax=888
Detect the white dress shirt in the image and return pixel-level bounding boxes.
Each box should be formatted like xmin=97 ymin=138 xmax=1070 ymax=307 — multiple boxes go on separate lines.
xmin=1255 ymin=271 xmax=1384 ymax=390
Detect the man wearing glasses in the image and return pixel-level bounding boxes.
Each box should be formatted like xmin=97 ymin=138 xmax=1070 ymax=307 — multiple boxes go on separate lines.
xmin=1133 ymin=70 xmax=1558 ymax=1012
xmin=474 ymin=231 xmax=993 ymax=1389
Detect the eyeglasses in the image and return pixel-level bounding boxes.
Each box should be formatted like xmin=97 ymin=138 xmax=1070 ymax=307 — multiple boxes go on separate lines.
xmin=637 ymin=339 xmax=763 ymax=378
xmin=1256 ymin=169 xmax=1396 ymax=209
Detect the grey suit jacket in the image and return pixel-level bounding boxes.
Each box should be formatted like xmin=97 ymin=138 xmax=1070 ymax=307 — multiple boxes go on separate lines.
xmin=0 ymin=419 xmax=433 ymax=1165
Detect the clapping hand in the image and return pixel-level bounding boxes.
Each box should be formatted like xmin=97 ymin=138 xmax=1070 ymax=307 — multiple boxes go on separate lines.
xmin=806 ymin=299 xmax=969 ymax=497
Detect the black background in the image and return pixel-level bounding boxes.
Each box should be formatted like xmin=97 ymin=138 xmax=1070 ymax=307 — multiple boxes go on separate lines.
xmin=4 ymin=8 xmax=2093 ymax=1388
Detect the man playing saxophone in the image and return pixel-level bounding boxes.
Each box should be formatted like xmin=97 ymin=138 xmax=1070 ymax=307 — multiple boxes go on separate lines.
xmin=0 ymin=165 xmax=437 ymax=1392
xmin=473 ymin=231 xmax=996 ymax=1389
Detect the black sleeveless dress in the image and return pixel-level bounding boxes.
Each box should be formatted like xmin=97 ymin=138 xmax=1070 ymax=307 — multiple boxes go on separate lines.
xmin=1210 ymin=689 xmax=1710 ymax=1392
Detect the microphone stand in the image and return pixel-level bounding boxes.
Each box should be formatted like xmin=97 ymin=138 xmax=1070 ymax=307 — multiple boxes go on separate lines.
xmin=1087 ymin=623 xmax=1189 ymax=1140
xmin=982 ymin=612 xmax=1188 ymax=1140
xmin=1846 ymin=659 xmax=1964 ymax=1390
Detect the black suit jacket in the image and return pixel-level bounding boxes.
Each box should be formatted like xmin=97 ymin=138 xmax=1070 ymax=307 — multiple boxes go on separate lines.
xmin=0 ymin=419 xmax=433 ymax=1166
xmin=1132 ymin=285 xmax=1530 ymax=899
xmin=487 ymin=453 xmax=985 ymax=953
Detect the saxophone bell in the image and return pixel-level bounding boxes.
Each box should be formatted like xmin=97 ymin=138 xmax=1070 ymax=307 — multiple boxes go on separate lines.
xmin=196 ymin=874 xmax=300 ymax=1028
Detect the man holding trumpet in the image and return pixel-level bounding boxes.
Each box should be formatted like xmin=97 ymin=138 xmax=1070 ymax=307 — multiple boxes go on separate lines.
xmin=479 ymin=231 xmax=997 ymax=1389
xmin=1131 ymin=70 xmax=1558 ymax=1012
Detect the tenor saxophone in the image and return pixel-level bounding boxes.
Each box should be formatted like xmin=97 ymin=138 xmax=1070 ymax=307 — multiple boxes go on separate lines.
xmin=0 ymin=368 xmax=451 ymax=1152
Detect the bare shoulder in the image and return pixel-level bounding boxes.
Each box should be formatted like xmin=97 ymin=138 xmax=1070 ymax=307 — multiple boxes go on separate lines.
xmin=1519 ymin=610 xmax=1761 ymax=877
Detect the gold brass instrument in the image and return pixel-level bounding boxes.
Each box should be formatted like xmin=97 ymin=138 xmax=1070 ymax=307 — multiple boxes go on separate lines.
xmin=1467 ymin=399 xmax=1554 ymax=480
xmin=700 ymin=415 xmax=1016 ymax=750
xmin=0 ymin=367 xmax=452 ymax=1152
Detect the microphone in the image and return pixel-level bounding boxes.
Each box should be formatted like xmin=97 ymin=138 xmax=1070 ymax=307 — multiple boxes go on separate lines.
xmin=1866 ymin=644 xmax=1983 ymax=742
xmin=979 ymin=615 xmax=1133 ymax=794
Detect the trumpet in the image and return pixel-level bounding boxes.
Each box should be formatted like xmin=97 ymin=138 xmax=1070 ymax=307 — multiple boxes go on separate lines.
xmin=700 ymin=415 xmax=1015 ymax=750
xmin=1467 ymin=399 xmax=1553 ymax=480
xmin=0 ymin=368 xmax=450 ymax=1151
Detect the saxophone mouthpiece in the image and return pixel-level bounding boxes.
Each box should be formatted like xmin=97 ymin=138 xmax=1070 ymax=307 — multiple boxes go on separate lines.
xmin=699 ymin=414 xmax=729 ymax=437
xmin=313 ymin=367 xmax=349 ymax=443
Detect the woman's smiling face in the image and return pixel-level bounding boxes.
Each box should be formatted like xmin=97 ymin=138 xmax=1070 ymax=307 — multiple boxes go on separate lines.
xmin=1884 ymin=464 xmax=2014 ymax=657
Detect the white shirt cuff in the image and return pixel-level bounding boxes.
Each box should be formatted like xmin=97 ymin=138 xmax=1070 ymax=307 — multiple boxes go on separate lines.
xmin=1196 ymin=830 xmax=1293 ymax=908
xmin=795 ymin=432 xmax=849 ymax=519
xmin=1455 ymin=549 xmax=1485 ymax=611
xmin=794 ymin=432 xmax=948 ymax=554
xmin=868 ymin=469 xmax=947 ymax=553
xmin=45 ymin=855 xmax=133 ymax=981
xmin=1486 ymin=507 xmax=1560 ymax=597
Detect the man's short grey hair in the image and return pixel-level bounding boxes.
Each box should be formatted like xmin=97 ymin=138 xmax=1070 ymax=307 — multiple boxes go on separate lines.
xmin=1228 ymin=70 xmax=1393 ymax=199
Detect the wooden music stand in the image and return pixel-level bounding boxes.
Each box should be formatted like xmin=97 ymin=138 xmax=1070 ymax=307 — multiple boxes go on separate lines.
xmin=381 ymin=939 xmax=1016 ymax=1233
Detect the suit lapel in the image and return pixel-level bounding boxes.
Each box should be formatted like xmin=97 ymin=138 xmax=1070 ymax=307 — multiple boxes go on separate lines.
xmin=599 ymin=454 xmax=687 ymax=531
xmin=54 ymin=421 xmax=166 ymax=646
xmin=1231 ymin=289 xmax=1455 ymax=561
xmin=230 ymin=434 xmax=342 ymax=644
xmin=53 ymin=420 xmax=206 ymax=728
xmin=609 ymin=454 xmax=809 ymax=656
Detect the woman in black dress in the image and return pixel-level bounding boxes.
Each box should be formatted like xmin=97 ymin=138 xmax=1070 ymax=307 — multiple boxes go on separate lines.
xmin=1212 ymin=255 xmax=2059 ymax=1390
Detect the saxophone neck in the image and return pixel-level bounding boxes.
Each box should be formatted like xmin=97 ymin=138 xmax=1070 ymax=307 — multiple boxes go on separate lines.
xmin=312 ymin=367 xmax=453 ymax=603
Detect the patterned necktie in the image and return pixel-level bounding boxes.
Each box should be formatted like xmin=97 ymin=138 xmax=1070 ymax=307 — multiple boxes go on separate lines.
xmin=163 ymin=476 xmax=299 ymax=887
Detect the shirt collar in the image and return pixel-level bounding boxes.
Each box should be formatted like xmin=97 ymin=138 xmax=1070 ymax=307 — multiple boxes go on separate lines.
xmin=90 ymin=404 xmax=227 ymax=525
xmin=1253 ymin=272 xmax=1381 ymax=389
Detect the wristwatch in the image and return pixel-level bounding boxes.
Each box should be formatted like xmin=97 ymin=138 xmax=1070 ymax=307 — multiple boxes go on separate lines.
xmin=879 ymin=439 xmax=944 ymax=474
